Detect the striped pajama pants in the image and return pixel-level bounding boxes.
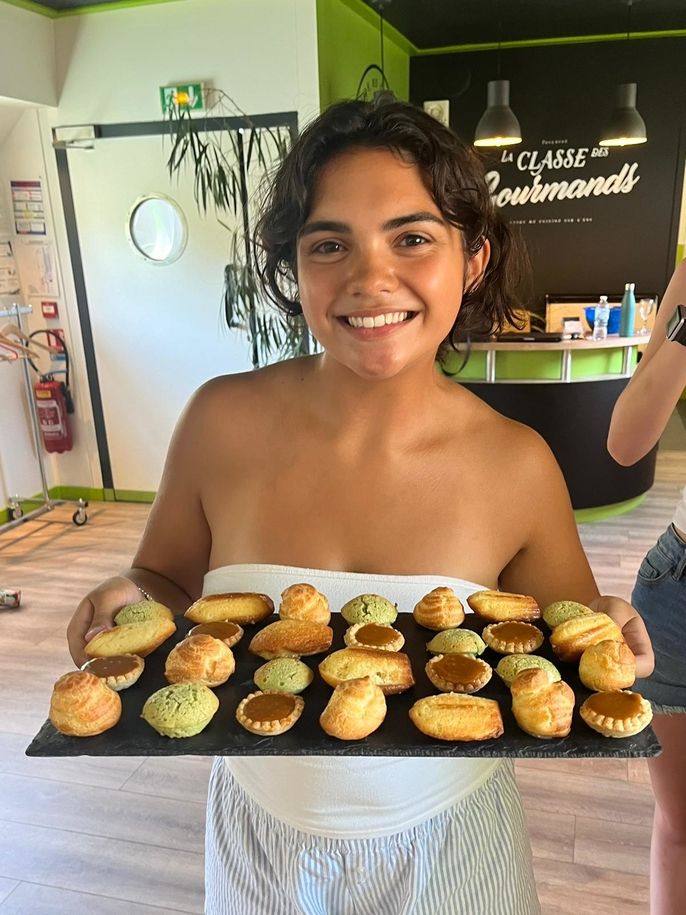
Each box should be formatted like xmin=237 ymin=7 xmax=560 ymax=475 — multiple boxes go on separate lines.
xmin=205 ymin=759 xmax=540 ymax=915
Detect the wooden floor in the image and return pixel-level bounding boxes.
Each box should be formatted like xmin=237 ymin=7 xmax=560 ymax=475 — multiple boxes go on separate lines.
xmin=1 ymin=447 xmax=684 ymax=914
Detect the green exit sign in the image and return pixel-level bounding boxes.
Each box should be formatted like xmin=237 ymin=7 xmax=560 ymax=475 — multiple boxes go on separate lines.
xmin=159 ymin=83 xmax=204 ymax=113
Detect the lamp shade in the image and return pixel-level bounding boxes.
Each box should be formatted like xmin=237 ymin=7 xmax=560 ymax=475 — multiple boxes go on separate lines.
xmin=599 ymin=83 xmax=647 ymax=147
xmin=474 ymin=80 xmax=522 ymax=147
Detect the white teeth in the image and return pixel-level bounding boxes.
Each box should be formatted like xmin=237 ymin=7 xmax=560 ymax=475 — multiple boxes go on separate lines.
xmin=346 ymin=311 xmax=410 ymax=328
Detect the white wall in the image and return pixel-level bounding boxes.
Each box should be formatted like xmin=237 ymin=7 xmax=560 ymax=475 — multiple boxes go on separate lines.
xmin=1 ymin=0 xmax=320 ymax=507
xmin=0 ymin=2 xmax=56 ymax=106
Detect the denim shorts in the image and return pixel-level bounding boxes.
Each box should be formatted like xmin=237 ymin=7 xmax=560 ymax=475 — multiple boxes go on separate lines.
xmin=631 ymin=523 xmax=686 ymax=715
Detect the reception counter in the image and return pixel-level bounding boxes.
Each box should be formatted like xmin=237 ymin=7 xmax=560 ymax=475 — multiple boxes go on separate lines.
xmin=441 ymin=336 xmax=658 ymax=518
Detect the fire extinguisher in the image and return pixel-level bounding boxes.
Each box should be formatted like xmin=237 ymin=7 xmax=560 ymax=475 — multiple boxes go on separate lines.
xmin=28 ymin=329 xmax=75 ymax=454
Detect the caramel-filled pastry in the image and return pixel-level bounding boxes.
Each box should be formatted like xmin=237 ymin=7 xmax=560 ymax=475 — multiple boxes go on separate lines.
xmin=550 ymin=612 xmax=624 ymax=664
xmin=189 ymin=620 xmax=244 ymax=648
xmin=580 ymin=690 xmax=653 ymax=738
xmin=49 ymin=671 xmax=121 ymax=737
xmin=510 ymin=668 xmax=575 ymax=739
xmin=579 ymin=640 xmax=636 ymax=692
xmin=482 ymin=621 xmax=544 ymax=655
xmin=319 ymin=648 xmax=414 ymax=695
xmin=413 ymin=587 xmax=465 ymax=631
xmin=344 ymin=622 xmax=405 ymax=652
xmin=426 ymin=653 xmax=492 ymax=694
xmin=279 ymin=583 xmax=331 ymax=625
xmin=542 ymin=600 xmax=594 ymax=630
xmin=409 ymin=693 xmax=503 ymax=742
xmin=236 ymin=690 xmax=304 ymax=735
xmin=81 ymin=654 xmax=144 ymax=691
xmin=184 ymin=592 xmax=274 ymax=625
xmin=320 ymin=676 xmax=387 ymax=740
xmin=249 ymin=619 xmax=333 ymax=659
xmin=85 ymin=618 xmax=176 ymax=659
xmin=466 ymin=589 xmax=541 ymax=622
xmin=165 ymin=634 xmax=235 ymax=687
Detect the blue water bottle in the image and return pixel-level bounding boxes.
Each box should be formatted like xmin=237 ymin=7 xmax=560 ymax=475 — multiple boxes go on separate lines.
xmin=619 ymin=282 xmax=636 ymax=337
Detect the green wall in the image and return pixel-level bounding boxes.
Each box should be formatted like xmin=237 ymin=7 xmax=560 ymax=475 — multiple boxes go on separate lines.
xmin=316 ymin=0 xmax=410 ymax=108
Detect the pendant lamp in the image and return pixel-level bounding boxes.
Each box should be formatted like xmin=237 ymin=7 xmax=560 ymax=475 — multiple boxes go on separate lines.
xmin=474 ymin=0 xmax=522 ymax=148
xmin=599 ymin=1 xmax=647 ymax=147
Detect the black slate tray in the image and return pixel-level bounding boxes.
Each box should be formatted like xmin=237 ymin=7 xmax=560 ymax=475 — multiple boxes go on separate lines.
xmin=26 ymin=613 xmax=661 ymax=758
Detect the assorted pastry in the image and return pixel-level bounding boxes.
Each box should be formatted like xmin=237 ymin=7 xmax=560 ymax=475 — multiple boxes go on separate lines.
xmin=49 ymin=585 xmax=654 ymax=749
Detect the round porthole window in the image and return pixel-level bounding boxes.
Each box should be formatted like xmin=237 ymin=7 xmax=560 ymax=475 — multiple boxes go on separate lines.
xmin=127 ymin=194 xmax=187 ymax=264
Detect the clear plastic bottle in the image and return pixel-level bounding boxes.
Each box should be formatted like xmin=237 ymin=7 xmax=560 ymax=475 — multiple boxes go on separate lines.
xmin=593 ymin=295 xmax=611 ymax=341
xmin=619 ymin=282 xmax=636 ymax=337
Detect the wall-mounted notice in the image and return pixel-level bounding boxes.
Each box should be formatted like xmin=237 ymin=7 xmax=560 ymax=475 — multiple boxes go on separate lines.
xmin=0 ymin=240 xmax=20 ymax=296
xmin=13 ymin=238 xmax=59 ymax=297
xmin=11 ymin=179 xmax=46 ymax=236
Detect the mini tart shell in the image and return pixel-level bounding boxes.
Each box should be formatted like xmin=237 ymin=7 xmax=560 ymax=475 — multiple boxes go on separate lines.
xmin=189 ymin=620 xmax=244 ymax=648
xmin=80 ymin=654 xmax=144 ymax=691
xmin=580 ymin=690 xmax=653 ymax=738
xmin=344 ymin=622 xmax=405 ymax=652
xmin=425 ymin=653 xmax=492 ymax=694
xmin=236 ymin=690 xmax=305 ymax=736
xmin=482 ymin=621 xmax=544 ymax=655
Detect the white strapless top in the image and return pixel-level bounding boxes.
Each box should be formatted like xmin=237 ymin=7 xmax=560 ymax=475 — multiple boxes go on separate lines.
xmin=203 ymin=563 xmax=502 ymax=838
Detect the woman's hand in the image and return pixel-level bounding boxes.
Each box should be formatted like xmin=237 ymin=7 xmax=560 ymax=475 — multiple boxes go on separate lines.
xmin=590 ymin=595 xmax=655 ymax=679
xmin=67 ymin=576 xmax=144 ymax=668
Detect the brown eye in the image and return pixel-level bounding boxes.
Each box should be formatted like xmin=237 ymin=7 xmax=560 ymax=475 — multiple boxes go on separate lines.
xmin=399 ymin=234 xmax=428 ymax=247
xmin=313 ymin=240 xmax=344 ymax=255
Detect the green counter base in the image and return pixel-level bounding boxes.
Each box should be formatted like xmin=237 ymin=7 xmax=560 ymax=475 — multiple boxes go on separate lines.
xmin=573 ymin=494 xmax=647 ymax=523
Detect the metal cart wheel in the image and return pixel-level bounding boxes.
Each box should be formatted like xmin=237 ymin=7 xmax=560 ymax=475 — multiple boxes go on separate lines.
xmin=72 ymin=510 xmax=88 ymax=526
xmin=9 ymin=500 xmax=23 ymax=520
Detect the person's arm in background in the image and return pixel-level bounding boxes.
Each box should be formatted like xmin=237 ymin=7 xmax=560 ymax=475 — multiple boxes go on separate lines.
xmin=608 ymin=259 xmax=686 ymax=465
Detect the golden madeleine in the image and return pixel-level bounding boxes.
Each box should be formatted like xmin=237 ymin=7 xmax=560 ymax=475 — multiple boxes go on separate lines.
xmin=510 ymin=667 xmax=575 ymax=739
xmin=85 ymin=618 xmax=176 ymax=658
xmin=165 ymin=634 xmax=235 ymax=687
xmin=413 ymin=587 xmax=465 ymax=631
xmin=184 ymin=592 xmax=274 ymax=625
xmin=466 ymin=589 xmax=541 ymax=622
xmin=344 ymin=622 xmax=405 ymax=652
xmin=248 ymin=619 xmax=333 ymax=660
xmin=279 ymin=583 xmax=331 ymax=624
xmin=579 ymin=640 xmax=636 ymax=692
xmin=409 ymin=693 xmax=504 ymax=742
xmin=580 ymin=690 xmax=653 ymax=738
xmin=550 ymin=613 xmax=624 ymax=664
xmin=320 ymin=676 xmax=387 ymax=741
xmin=482 ymin=621 xmax=544 ymax=655
xmin=319 ymin=648 xmax=414 ymax=695
xmin=49 ymin=671 xmax=121 ymax=737
xmin=236 ymin=690 xmax=304 ymax=736
xmin=425 ymin=653 xmax=492 ymax=694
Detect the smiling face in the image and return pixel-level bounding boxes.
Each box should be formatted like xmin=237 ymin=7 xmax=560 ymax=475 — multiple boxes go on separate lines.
xmin=295 ymin=147 xmax=489 ymax=381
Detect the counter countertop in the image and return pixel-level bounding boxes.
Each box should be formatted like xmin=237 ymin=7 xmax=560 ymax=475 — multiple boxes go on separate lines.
xmin=464 ymin=335 xmax=649 ymax=352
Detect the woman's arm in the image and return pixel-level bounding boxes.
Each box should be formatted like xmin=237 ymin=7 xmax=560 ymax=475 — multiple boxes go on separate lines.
xmin=499 ymin=430 xmax=654 ymax=677
xmin=608 ymin=260 xmax=686 ymax=466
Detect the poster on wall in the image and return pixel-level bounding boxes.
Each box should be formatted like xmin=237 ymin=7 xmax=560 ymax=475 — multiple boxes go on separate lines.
xmin=10 ymin=179 xmax=46 ymax=236
xmin=13 ymin=238 xmax=59 ymax=297
xmin=0 ymin=240 xmax=20 ymax=296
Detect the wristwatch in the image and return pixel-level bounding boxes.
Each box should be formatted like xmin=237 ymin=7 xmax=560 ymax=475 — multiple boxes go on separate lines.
xmin=666 ymin=304 xmax=686 ymax=345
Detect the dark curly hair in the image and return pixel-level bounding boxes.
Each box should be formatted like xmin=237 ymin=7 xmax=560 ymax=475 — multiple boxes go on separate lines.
xmin=254 ymin=97 xmax=530 ymax=347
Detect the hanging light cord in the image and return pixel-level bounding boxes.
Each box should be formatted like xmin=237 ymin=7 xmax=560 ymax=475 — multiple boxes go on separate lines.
xmin=496 ymin=0 xmax=502 ymax=79
xmin=380 ymin=9 xmax=385 ymax=76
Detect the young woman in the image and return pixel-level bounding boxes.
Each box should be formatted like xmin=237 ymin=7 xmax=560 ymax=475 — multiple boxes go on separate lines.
xmin=68 ymin=99 xmax=654 ymax=915
xmin=608 ymin=259 xmax=686 ymax=915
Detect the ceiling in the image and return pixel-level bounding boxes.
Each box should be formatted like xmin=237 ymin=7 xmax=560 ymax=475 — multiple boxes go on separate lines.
xmin=363 ymin=0 xmax=686 ymax=49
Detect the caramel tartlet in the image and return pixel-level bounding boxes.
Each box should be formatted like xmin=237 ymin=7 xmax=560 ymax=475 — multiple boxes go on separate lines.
xmin=580 ymin=690 xmax=653 ymax=738
xmin=482 ymin=621 xmax=544 ymax=655
xmin=81 ymin=654 xmax=144 ymax=691
xmin=236 ymin=690 xmax=305 ymax=735
xmin=425 ymin=653 xmax=492 ymax=694
xmin=344 ymin=622 xmax=405 ymax=652
xmin=189 ymin=620 xmax=244 ymax=648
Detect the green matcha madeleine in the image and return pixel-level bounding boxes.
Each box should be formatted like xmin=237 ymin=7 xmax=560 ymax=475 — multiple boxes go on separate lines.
xmin=254 ymin=658 xmax=314 ymax=694
xmin=340 ymin=594 xmax=398 ymax=626
xmin=426 ymin=629 xmax=486 ymax=656
xmin=115 ymin=599 xmax=174 ymax=625
xmin=496 ymin=654 xmax=561 ymax=688
xmin=141 ymin=682 xmax=219 ymax=737
xmin=542 ymin=600 xmax=594 ymax=630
